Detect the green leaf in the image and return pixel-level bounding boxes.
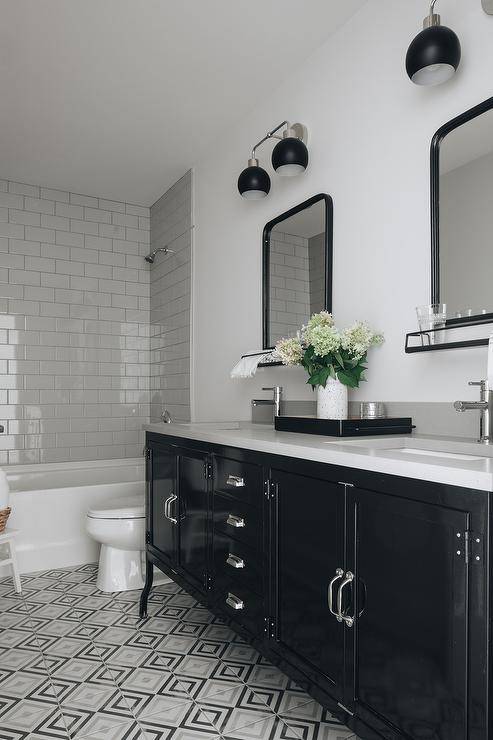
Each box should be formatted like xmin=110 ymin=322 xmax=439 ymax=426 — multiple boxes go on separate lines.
xmin=337 ymin=369 xmax=359 ymax=388
xmin=334 ymin=351 xmax=345 ymax=368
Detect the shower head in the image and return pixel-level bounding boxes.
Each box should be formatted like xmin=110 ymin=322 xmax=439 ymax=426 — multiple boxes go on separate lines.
xmin=144 ymin=247 xmax=174 ymax=264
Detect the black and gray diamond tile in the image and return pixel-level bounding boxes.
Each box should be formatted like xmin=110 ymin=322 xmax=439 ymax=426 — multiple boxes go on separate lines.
xmin=0 ymin=564 xmax=360 ymax=740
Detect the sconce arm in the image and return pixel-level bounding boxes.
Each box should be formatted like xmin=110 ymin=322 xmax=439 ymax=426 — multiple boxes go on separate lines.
xmin=251 ymin=120 xmax=289 ymax=160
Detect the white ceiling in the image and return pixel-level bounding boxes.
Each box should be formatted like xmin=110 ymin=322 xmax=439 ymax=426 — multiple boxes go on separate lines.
xmin=0 ymin=0 xmax=366 ymax=205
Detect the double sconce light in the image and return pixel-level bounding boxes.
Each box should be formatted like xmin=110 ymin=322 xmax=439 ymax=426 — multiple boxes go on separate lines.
xmin=237 ymin=121 xmax=308 ymax=199
xmin=406 ymin=0 xmax=491 ymax=86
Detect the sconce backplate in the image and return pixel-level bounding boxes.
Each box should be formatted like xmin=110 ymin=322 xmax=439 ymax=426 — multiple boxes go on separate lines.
xmin=482 ymin=0 xmax=493 ymax=14
xmin=291 ymin=123 xmax=308 ymax=145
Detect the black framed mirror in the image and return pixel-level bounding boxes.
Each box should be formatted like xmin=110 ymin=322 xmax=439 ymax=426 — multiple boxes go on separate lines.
xmin=262 ymin=193 xmax=333 ymax=349
xmin=431 ymin=96 xmax=493 ymax=325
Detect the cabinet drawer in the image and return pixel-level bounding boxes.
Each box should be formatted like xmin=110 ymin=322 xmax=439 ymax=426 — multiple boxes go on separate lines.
xmin=213 ymin=532 xmax=263 ymax=595
xmin=214 ymin=493 xmax=261 ymax=549
xmin=215 ymin=581 xmax=263 ymax=636
xmin=213 ymin=455 xmax=263 ymax=507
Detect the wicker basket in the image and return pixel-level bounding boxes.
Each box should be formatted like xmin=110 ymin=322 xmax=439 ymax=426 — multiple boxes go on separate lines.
xmin=0 ymin=507 xmax=11 ymax=534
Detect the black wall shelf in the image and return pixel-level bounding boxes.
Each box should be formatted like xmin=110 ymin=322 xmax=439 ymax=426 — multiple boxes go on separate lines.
xmin=405 ymin=317 xmax=493 ymax=353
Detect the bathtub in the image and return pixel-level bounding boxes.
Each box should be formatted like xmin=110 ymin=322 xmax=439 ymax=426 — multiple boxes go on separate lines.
xmin=5 ymin=458 xmax=145 ymax=574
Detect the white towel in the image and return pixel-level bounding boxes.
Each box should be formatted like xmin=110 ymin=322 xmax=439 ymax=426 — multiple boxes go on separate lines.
xmin=230 ymin=352 xmax=272 ymax=379
xmin=0 ymin=469 xmax=10 ymax=510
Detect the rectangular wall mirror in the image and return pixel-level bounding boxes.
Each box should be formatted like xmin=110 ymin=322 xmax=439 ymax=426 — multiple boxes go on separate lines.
xmin=263 ymin=193 xmax=333 ymax=349
xmin=431 ymin=97 xmax=493 ymax=324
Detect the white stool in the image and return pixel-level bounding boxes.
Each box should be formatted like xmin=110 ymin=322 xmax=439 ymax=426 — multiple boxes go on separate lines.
xmin=0 ymin=529 xmax=21 ymax=593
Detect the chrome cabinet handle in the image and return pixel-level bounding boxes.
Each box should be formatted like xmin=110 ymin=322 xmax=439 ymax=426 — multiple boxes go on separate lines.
xmin=226 ymin=553 xmax=245 ymax=569
xmin=328 ymin=568 xmax=344 ymax=621
xmin=337 ymin=571 xmax=354 ymax=627
xmin=167 ymin=494 xmax=178 ymax=524
xmin=226 ymin=475 xmax=245 ymax=488
xmin=226 ymin=592 xmax=244 ymax=610
xmin=164 ymin=495 xmax=173 ymax=520
xmin=226 ymin=514 xmax=245 ymax=528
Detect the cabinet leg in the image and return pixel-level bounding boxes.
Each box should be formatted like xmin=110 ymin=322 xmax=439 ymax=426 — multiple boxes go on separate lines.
xmin=139 ymin=559 xmax=154 ymax=619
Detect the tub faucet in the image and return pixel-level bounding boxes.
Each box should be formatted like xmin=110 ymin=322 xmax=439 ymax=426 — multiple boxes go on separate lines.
xmin=454 ymin=380 xmax=493 ymax=444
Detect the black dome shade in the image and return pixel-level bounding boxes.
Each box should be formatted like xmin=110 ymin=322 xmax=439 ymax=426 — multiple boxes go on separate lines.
xmin=237 ymin=164 xmax=271 ymax=199
xmin=272 ymin=137 xmax=309 ymax=175
xmin=406 ymin=25 xmax=461 ymax=85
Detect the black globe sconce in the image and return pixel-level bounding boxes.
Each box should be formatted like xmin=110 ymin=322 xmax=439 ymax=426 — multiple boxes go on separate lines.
xmin=237 ymin=121 xmax=308 ymax=199
xmin=406 ymin=0 xmax=461 ymax=86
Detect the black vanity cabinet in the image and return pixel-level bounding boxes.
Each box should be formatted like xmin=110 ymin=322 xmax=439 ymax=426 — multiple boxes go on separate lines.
xmin=146 ymin=440 xmax=177 ymax=569
xmin=270 ymin=467 xmax=347 ymax=705
xmin=143 ymin=433 xmax=489 ymax=740
xmin=146 ymin=439 xmax=211 ymax=594
xmin=176 ymin=447 xmax=211 ymax=593
xmin=347 ymin=486 xmax=470 ymax=740
xmin=211 ymin=454 xmax=266 ymax=635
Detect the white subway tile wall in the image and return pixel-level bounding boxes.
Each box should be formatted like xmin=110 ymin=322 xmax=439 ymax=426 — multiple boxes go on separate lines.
xmin=269 ymin=231 xmax=311 ymax=346
xmin=150 ymin=171 xmax=192 ymax=423
xmin=0 ymin=180 xmax=151 ymax=464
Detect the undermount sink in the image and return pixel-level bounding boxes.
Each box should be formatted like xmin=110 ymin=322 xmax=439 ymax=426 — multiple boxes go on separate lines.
xmin=331 ymin=437 xmax=490 ymax=462
xmin=382 ymin=447 xmax=487 ymax=462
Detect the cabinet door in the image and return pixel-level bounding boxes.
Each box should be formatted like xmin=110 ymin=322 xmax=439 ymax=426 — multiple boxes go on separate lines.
xmin=348 ymin=487 xmax=469 ymax=740
xmin=272 ymin=468 xmax=346 ymax=702
xmin=177 ymin=448 xmax=210 ymax=593
xmin=149 ymin=442 xmax=177 ymax=567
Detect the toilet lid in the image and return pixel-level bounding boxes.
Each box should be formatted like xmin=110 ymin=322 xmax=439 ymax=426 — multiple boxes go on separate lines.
xmin=87 ymin=495 xmax=145 ymax=520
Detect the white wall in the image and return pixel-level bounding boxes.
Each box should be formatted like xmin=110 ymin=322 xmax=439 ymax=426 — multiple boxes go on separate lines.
xmin=192 ymin=0 xmax=493 ymax=422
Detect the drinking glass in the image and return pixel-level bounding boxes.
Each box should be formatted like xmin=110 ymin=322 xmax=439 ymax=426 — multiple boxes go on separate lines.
xmin=416 ymin=304 xmax=447 ymax=345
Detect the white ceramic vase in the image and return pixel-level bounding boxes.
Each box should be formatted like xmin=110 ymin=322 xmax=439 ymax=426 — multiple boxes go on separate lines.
xmin=317 ymin=378 xmax=348 ymax=420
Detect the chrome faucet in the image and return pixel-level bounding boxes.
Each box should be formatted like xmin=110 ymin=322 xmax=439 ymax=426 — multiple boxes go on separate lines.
xmin=262 ymin=386 xmax=283 ymax=417
xmin=454 ymin=380 xmax=493 ymax=443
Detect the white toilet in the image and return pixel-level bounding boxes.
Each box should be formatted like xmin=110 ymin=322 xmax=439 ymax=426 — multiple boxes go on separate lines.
xmin=86 ymin=495 xmax=145 ymax=592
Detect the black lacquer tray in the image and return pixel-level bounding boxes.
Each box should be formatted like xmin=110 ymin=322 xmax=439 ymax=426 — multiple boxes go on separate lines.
xmin=274 ymin=415 xmax=413 ymax=437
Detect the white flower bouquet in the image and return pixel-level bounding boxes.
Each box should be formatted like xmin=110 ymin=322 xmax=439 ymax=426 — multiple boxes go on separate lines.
xmin=274 ymin=311 xmax=383 ymax=389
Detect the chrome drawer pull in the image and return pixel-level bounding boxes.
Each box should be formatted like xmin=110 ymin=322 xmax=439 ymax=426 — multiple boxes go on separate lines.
xmin=226 ymin=514 xmax=245 ymax=528
xmin=337 ymin=571 xmax=355 ymax=627
xmin=226 ymin=553 xmax=245 ymax=569
xmin=226 ymin=475 xmax=245 ymax=487
xmin=226 ymin=592 xmax=244 ymax=610
xmin=328 ymin=568 xmax=344 ymax=621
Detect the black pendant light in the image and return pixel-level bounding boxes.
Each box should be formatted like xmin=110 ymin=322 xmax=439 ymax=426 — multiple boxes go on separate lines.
xmin=237 ymin=158 xmax=271 ymax=200
xmin=406 ymin=0 xmax=461 ymax=86
xmin=237 ymin=121 xmax=308 ymax=199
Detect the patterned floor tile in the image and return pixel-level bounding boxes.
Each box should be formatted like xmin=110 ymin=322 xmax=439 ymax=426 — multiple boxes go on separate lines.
xmin=221 ymin=713 xmax=300 ymax=740
xmin=280 ymin=702 xmax=356 ymax=740
xmin=201 ymin=703 xmax=273 ymax=736
xmin=67 ymin=714 xmax=142 ymax=739
xmin=0 ymin=698 xmax=67 ymax=735
xmin=0 ymin=671 xmax=50 ymax=699
xmin=79 ymin=720 xmax=146 ymax=740
xmin=0 ymin=565 xmax=357 ymax=740
xmin=139 ymin=698 xmax=218 ymax=734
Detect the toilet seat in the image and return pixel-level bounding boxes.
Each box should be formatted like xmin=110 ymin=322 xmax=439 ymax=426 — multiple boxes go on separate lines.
xmin=87 ymin=495 xmax=145 ymax=520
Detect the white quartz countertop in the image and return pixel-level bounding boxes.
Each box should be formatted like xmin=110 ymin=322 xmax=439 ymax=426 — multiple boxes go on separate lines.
xmin=144 ymin=421 xmax=493 ymax=492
